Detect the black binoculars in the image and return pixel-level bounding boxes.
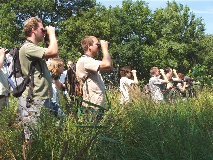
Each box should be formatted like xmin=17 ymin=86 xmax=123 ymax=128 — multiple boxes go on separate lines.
xmin=42 ymin=28 xmax=47 ymax=33
xmin=96 ymin=42 xmax=110 ymax=48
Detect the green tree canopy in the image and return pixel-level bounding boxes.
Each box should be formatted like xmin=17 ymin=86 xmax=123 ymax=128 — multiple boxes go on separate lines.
xmin=0 ymin=0 xmax=211 ymax=85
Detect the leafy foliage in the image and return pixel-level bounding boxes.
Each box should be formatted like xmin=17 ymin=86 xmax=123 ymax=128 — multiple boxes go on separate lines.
xmin=0 ymin=0 xmax=212 ymax=84
xmin=0 ymin=0 xmax=96 ymax=49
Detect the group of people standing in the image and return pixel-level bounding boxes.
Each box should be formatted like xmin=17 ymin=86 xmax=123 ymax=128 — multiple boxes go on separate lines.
xmin=149 ymin=67 xmax=188 ymax=103
xmin=119 ymin=66 xmax=190 ymax=105
xmin=0 ymin=16 xmax=192 ymax=141
xmin=0 ymin=17 xmax=113 ymax=140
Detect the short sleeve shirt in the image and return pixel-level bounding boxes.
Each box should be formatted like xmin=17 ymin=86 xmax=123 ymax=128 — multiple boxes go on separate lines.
xmin=60 ymin=70 xmax=67 ymax=84
xmin=76 ymin=55 xmax=105 ymax=109
xmin=19 ymin=42 xmax=52 ymax=100
xmin=176 ymin=83 xmax=184 ymax=93
xmin=52 ymin=81 xmax=61 ymax=104
xmin=175 ymin=83 xmax=186 ymax=97
xmin=149 ymin=76 xmax=164 ymax=101
xmin=120 ymin=77 xmax=135 ymax=104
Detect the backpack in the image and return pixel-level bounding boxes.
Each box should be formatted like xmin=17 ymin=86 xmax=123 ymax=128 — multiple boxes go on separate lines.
xmin=65 ymin=65 xmax=82 ymax=97
xmin=5 ymin=44 xmax=36 ymax=98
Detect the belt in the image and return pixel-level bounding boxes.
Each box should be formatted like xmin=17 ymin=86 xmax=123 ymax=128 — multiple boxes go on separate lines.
xmin=0 ymin=95 xmax=6 ymax=99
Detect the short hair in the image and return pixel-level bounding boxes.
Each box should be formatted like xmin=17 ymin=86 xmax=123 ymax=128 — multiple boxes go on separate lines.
xmin=81 ymin=36 xmax=96 ymax=52
xmin=23 ymin=17 xmax=42 ymax=37
xmin=67 ymin=60 xmax=73 ymax=65
xmin=178 ymin=73 xmax=185 ymax=80
xmin=120 ymin=66 xmax=131 ymax=77
xmin=47 ymin=58 xmax=64 ymax=77
xmin=164 ymin=67 xmax=172 ymax=74
xmin=150 ymin=67 xmax=159 ymax=75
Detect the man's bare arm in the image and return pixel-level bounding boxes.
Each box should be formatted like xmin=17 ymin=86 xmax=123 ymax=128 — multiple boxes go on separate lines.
xmin=99 ymin=40 xmax=113 ymax=71
xmin=42 ymin=26 xmax=58 ymax=59
xmin=0 ymin=48 xmax=6 ymax=70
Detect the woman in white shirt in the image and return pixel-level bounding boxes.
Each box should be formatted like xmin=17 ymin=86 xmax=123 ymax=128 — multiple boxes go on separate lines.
xmin=119 ymin=66 xmax=138 ymax=105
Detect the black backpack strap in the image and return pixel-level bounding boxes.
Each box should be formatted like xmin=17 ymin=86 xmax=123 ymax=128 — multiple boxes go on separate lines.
xmin=26 ymin=61 xmax=43 ymax=107
xmin=26 ymin=61 xmax=36 ymax=107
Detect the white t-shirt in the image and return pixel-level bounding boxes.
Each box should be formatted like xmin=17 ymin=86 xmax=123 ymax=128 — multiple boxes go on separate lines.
xmin=60 ymin=70 xmax=67 ymax=84
xmin=120 ymin=77 xmax=135 ymax=104
xmin=52 ymin=81 xmax=61 ymax=104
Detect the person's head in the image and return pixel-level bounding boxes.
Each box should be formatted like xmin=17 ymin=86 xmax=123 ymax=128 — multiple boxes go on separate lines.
xmin=47 ymin=58 xmax=64 ymax=77
xmin=164 ymin=67 xmax=173 ymax=80
xmin=178 ymin=73 xmax=185 ymax=80
xmin=81 ymin=36 xmax=99 ymax=57
xmin=120 ymin=66 xmax=132 ymax=79
xmin=67 ymin=60 xmax=73 ymax=70
xmin=164 ymin=67 xmax=173 ymax=76
xmin=150 ymin=67 xmax=160 ymax=77
xmin=23 ymin=17 xmax=45 ymax=42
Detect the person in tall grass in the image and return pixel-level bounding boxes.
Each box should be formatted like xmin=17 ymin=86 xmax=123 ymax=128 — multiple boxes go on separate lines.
xmin=162 ymin=67 xmax=174 ymax=100
xmin=45 ymin=58 xmax=66 ymax=119
xmin=149 ymin=67 xmax=168 ymax=102
xmin=60 ymin=60 xmax=76 ymax=95
xmin=60 ymin=60 xmax=73 ymax=85
xmin=0 ymin=48 xmax=9 ymax=109
xmin=47 ymin=58 xmax=65 ymax=104
xmin=18 ymin=17 xmax=58 ymax=140
xmin=119 ymin=66 xmax=138 ymax=105
xmin=76 ymin=36 xmax=113 ymax=121
xmin=173 ymin=70 xmax=187 ymax=98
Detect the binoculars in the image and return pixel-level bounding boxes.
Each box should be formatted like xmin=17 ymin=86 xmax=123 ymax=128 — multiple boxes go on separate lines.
xmin=42 ymin=28 xmax=47 ymax=33
xmin=96 ymin=42 xmax=110 ymax=48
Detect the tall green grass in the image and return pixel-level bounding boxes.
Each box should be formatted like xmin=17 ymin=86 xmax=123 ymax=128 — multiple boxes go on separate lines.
xmin=1 ymin=88 xmax=213 ymax=159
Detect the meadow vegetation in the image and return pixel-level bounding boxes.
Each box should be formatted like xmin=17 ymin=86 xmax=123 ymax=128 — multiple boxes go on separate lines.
xmin=1 ymin=87 xmax=213 ymax=159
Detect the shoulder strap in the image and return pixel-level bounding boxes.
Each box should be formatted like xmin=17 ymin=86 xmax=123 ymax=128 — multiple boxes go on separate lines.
xmin=26 ymin=61 xmax=36 ymax=105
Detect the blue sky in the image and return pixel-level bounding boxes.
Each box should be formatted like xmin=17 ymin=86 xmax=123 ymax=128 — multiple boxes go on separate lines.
xmin=96 ymin=0 xmax=213 ymax=35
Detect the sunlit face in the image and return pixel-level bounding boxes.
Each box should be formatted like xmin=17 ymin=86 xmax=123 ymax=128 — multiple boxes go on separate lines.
xmin=169 ymin=70 xmax=173 ymax=77
xmin=155 ymin=69 xmax=160 ymax=76
xmin=91 ymin=37 xmax=99 ymax=56
xmin=67 ymin=61 xmax=73 ymax=70
xmin=34 ymin=22 xmax=45 ymax=43
xmin=58 ymin=65 xmax=64 ymax=74
xmin=126 ymin=70 xmax=132 ymax=79
xmin=167 ymin=74 xmax=172 ymax=81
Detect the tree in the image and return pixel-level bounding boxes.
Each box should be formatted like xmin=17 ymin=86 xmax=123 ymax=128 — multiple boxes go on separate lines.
xmin=0 ymin=0 xmax=211 ymax=86
xmin=150 ymin=1 xmax=205 ymax=75
xmin=0 ymin=0 xmax=96 ymax=48
xmin=57 ymin=5 xmax=111 ymax=63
